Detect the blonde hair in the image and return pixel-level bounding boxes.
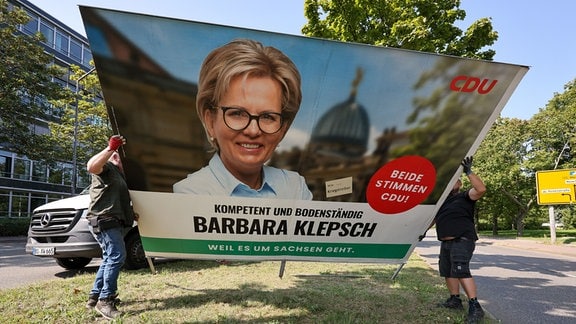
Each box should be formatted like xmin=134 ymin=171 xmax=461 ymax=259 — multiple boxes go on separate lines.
xmin=196 ymin=39 xmax=302 ymax=149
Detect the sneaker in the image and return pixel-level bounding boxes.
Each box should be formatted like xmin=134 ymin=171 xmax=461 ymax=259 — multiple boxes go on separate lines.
xmin=438 ymin=295 xmax=464 ymax=309
xmin=86 ymin=293 xmax=120 ymax=309
xmin=85 ymin=294 xmax=98 ymax=309
xmin=95 ymin=298 xmax=122 ymax=320
xmin=467 ymin=300 xmax=485 ymax=324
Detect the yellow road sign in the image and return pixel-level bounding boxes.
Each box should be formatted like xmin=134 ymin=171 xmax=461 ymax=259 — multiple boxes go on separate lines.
xmin=536 ymin=169 xmax=576 ymax=205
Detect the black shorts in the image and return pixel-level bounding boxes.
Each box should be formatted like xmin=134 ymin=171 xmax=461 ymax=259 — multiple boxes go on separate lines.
xmin=438 ymin=238 xmax=475 ymax=278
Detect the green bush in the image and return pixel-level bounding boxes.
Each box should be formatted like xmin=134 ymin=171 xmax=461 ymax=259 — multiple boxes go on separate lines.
xmin=0 ymin=217 xmax=30 ymax=236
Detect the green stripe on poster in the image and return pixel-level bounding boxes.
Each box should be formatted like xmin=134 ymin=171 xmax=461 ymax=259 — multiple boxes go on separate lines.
xmin=141 ymin=237 xmax=410 ymax=259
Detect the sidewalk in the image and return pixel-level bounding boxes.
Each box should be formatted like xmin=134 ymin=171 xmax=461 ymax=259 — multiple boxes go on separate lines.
xmin=479 ymin=236 xmax=576 ymax=258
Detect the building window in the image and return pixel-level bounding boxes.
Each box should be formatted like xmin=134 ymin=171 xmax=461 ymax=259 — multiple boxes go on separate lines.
xmin=13 ymin=158 xmax=31 ymax=180
xmin=40 ymin=20 xmax=54 ymax=47
xmin=62 ymin=165 xmax=73 ymax=186
xmin=52 ymin=76 xmax=68 ymax=88
xmin=77 ymin=168 xmax=90 ymax=188
xmin=29 ymin=123 xmax=50 ymax=136
xmin=55 ymin=28 xmax=69 ymax=55
xmin=32 ymin=161 xmax=48 ymax=182
xmin=48 ymin=163 xmax=65 ymax=185
xmin=70 ymin=39 xmax=82 ymax=62
xmin=10 ymin=193 xmax=30 ymax=217
xmin=0 ymin=190 xmax=9 ymax=217
xmin=22 ymin=11 xmax=39 ymax=35
xmin=83 ymin=47 xmax=93 ymax=66
xmin=0 ymin=155 xmax=11 ymax=178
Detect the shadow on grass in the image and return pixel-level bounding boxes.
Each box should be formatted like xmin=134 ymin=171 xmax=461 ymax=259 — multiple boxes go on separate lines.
xmin=115 ymin=261 xmax=459 ymax=324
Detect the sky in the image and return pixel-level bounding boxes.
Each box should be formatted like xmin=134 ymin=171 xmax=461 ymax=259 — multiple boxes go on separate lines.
xmin=27 ymin=0 xmax=576 ymax=121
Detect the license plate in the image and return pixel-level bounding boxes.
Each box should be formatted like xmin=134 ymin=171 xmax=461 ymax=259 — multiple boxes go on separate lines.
xmin=32 ymin=247 xmax=55 ymax=256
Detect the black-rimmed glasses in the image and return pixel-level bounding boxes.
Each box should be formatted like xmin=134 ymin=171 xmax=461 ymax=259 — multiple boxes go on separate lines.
xmin=217 ymin=107 xmax=285 ymax=134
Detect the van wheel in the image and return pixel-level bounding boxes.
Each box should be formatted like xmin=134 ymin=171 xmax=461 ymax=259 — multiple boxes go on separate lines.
xmin=55 ymin=257 xmax=92 ymax=270
xmin=124 ymin=231 xmax=149 ymax=270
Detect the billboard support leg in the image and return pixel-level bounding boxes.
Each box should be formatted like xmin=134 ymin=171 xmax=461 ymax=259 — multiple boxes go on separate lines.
xmin=279 ymin=260 xmax=286 ymax=278
xmin=147 ymin=257 xmax=157 ymax=274
xmin=391 ymin=262 xmax=405 ymax=280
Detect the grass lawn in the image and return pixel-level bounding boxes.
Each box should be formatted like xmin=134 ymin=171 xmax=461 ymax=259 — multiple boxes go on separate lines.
xmin=0 ymin=253 xmax=492 ymax=323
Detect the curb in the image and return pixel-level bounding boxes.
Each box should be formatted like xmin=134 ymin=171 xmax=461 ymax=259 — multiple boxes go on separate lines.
xmin=0 ymin=236 xmax=27 ymax=243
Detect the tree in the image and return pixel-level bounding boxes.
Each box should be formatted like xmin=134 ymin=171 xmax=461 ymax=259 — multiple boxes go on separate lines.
xmin=474 ymin=79 xmax=576 ymax=234
xmin=48 ymin=65 xmax=110 ymax=171
xmin=302 ymin=0 xmax=497 ymax=59
xmin=523 ymin=80 xmax=576 ymax=235
xmin=525 ymin=80 xmax=576 ymax=173
xmin=0 ymin=0 xmax=70 ymax=159
xmin=474 ymin=117 xmax=535 ymax=235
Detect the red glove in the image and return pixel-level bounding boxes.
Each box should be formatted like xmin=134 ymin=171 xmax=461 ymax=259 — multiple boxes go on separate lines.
xmin=108 ymin=135 xmax=125 ymax=151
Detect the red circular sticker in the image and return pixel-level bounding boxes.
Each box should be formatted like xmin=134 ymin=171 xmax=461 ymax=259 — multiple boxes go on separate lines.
xmin=366 ymin=155 xmax=436 ymax=214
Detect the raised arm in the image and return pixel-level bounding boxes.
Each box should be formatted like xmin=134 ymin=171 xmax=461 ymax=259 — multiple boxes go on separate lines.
xmin=87 ymin=135 xmax=125 ymax=175
xmin=461 ymin=156 xmax=486 ymax=201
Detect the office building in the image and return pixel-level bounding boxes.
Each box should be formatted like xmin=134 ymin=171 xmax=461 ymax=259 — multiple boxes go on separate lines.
xmin=1 ymin=0 xmax=94 ymax=218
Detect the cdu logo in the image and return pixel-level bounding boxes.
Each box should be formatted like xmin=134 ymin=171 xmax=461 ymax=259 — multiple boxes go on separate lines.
xmin=450 ymin=75 xmax=498 ymax=94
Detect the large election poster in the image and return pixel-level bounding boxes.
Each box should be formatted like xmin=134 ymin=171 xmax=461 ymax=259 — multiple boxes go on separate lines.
xmin=79 ymin=7 xmax=528 ymax=264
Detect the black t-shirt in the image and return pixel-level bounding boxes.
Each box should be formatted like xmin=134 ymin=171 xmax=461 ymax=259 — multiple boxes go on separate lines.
xmin=87 ymin=162 xmax=134 ymax=226
xmin=434 ymin=189 xmax=478 ymax=241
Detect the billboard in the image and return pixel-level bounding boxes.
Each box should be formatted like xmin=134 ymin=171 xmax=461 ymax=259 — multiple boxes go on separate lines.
xmin=536 ymin=169 xmax=576 ymax=205
xmin=79 ymin=6 xmax=528 ymax=264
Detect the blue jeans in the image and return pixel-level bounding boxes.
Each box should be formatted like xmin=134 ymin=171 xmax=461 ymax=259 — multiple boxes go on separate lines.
xmin=90 ymin=226 xmax=126 ymax=299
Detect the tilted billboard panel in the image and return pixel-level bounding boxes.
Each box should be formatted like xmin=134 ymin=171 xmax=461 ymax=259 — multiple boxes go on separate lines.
xmin=80 ymin=6 xmax=528 ymax=264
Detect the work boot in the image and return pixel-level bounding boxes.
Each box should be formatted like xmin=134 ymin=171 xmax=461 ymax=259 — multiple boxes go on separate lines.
xmin=86 ymin=293 xmax=120 ymax=309
xmin=85 ymin=294 xmax=98 ymax=309
xmin=95 ymin=297 xmax=122 ymax=319
xmin=467 ymin=299 xmax=485 ymax=324
xmin=438 ymin=295 xmax=464 ymax=309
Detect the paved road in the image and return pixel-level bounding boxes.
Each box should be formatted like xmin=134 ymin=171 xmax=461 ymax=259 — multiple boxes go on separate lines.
xmin=415 ymin=233 xmax=576 ymax=324
xmin=0 ymin=237 xmax=100 ymax=290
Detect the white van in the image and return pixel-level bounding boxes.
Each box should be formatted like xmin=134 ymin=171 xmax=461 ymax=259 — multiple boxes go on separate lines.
xmin=25 ymin=190 xmax=147 ymax=270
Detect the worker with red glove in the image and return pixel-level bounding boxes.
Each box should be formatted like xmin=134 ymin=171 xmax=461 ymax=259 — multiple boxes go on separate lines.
xmin=85 ymin=135 xmax=137 ymax=320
